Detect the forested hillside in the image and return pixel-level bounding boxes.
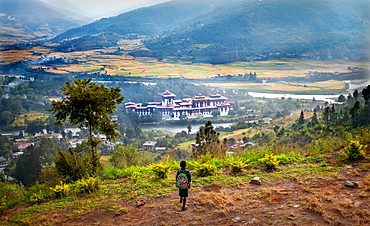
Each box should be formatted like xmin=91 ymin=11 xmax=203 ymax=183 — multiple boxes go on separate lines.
xmin=51 ymin=0 xmax=221 ymax=50
xmin=145 ymin=0 xmax=370 ymax=63
xmin=51 ymin=0 xmax=370 ymax=63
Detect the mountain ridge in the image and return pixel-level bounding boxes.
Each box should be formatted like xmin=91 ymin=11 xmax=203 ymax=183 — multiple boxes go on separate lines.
xmin=51 ymin=0 xmax=370 ymax=63
xmin=0 ymin=0 xmax=86 ymax=44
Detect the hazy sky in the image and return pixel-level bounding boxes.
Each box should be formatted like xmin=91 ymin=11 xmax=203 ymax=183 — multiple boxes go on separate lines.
xmin=41 ymin=0 xmax=171 ymax=19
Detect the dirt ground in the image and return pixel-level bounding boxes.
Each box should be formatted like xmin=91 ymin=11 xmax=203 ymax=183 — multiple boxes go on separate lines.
xmin=2 ymin=148 xmax=370 ymax=226
xmin=50 ymin=167 xmax=369 ymax=226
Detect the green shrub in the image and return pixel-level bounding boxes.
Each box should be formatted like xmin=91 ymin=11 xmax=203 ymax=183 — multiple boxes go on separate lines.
xmin=74 ymin=177 xmax=101 ymax=194
xmin=121 ymin=166 xmax=146 ymax=177
xmin=54 ymin=148 xmax=95 ymax=183
xmin=193 ymin=162 xmax=217 ymax=177
xmin=345 ymin=140 xmax=366 ymax=160
xmin=258 ymin=153 xmax=280 ymax=170
xmin=0 ymin=195 xmax=6 ymax=213
xmin=148 ymin=162 xmax=172 ymax=179
xmin=110 ymin=144 xmax=154 ymax=168
xmin=102 ymin=166 xmax=125 ymax=179
xmin=0 ymin=182 xmax=26 ymax=212
xmin=240 ymin=147 xmax=273 ymax=163
xmin=227 ymin=157 xmax=249 ymax=172
xmin=28 ymin=183 xmax=52 ymax=203
xmin=275 ymin=154 xmax=298 ymax=165
xmin=209 ymin=158 xmax=228 ymax=168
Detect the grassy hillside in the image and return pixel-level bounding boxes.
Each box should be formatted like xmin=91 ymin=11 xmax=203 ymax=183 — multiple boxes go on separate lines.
xmin=1 ymin=142 xmax=369 ymax=225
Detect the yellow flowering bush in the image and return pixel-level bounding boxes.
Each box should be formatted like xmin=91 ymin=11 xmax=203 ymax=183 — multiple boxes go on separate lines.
xmin=227 ymin=157 xmax=249 ymax=172
xmin=148 ymin=162 xmax=172 ymax=179
xmin=193 ymin=162 xmax=217 ymax=177
xmin=51 ymin=182 xmax=71 ymax=197
xmin=345 ymin=140 xmax=366 ymax=160
xmin=0 ymin=195 xmax=6 ymax=212
xmin=28 ymin=183 xmax=52 ymax=203
xmin=259 ymin=153 xmax=280 ymax=170
xmin=29 ymin=191 xmax=45 ymax=203
xmin=75 ymin=177 xmax=101 ymax=194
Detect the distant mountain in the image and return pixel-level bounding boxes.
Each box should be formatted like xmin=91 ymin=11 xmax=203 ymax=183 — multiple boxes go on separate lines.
xmin=52 ymin=0 xmax=370 ymax=63
xmin=145 ymin=0 xmax=370 ymax=63
xmin=40 ymin=0 xmax=94 ymax=23
xmin=0 ymin=0 xmax=86 ymax=44
xmin=52 ymin=0 xmax=223 ymax=45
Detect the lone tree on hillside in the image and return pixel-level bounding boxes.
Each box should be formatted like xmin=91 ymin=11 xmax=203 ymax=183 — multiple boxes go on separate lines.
xmin=50 ymin=79 xmax=124 ymax=179
xmin=297 ymin=110 xmax=305 ymax=125
xmin=193 ymin=121 xmax=224 ymax=158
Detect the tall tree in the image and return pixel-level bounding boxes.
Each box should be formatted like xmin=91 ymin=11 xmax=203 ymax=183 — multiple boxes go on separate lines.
xmin=0 ymin=111 xmax=14 ymax=126
xmin=297 ymin=110 xmax=305 ymax=125
xmin=13 ymin=145 xmax=42 ymax=186
xmin=362 ymin=85 xmax=370 ymax=105
xmin=310 ymin=108 xmax=319 ymax=126
xmin=194 ymin=121 xmax=222 ymax=158
xmin=353 ymin=89 xmax=359 ymax=101
xmin=38 ymin=137 xmax=57 ymax=166
xmin=50 ymin=79 xmax=124 ymax=176
xmin=25 ymin=118 xmax=45 ymax=136
xmin=187 ymin=123 xmax=192 ymax=134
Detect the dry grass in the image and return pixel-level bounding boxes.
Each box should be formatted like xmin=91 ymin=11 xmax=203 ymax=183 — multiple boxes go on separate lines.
xmin=221 ymin=128 xmax=252 ymax=139
xmin=11 ymin=111 xmax=48 ymax=126
xmin=304 ymin=195 xmax=325 ymax=215
xmin=203 ymin=80 xmax=346 ymax=92
xmin=3 ymin=43 xmax=367 ymax=80
xmin=100 ymin=156 xmax=112 ymax=167
xmin=193 ymin=190 xmax=234 ymax=215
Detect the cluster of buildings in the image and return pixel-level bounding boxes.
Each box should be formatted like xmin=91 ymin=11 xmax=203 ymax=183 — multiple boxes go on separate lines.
xmin=125 ymin=91 xmax=232 ymax=120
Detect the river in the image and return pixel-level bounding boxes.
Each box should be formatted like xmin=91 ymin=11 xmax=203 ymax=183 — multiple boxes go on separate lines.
xmin=248 ymin=79 xmax=370 ymax=103
xmin=140 ymin=122 xmax=233 ymax=135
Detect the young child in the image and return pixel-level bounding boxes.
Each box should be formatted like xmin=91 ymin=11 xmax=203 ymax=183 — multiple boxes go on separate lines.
xmin=176 ymin=160 xmax=192 ymax=211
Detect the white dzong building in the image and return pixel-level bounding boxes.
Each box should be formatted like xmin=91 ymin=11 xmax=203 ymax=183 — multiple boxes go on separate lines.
xmin=125 ymin=91 xmax=232 ymax=120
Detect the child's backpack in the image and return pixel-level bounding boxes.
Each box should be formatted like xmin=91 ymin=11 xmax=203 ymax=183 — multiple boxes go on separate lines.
xmin=176 ymin=170 xmax=189 ymax=189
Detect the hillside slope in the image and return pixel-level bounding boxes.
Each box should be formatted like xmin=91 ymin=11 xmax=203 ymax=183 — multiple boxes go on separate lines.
xmin=0 ymin=0 xmax=85 ymax=44
xmin=51 ymin=0 xmax=370 ymax=63
xmin=53 ymin=0 xmax=225 ymax=39
xmin=1 ymin=151 xmax=370 ymax=225
xmin=145 ymin=0 xmax=370 ymax=63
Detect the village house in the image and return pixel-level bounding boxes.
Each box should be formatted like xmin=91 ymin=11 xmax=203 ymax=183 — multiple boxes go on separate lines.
xmin=14 ymin=139 xmax=33 ymax=151
xmin=125 ymin=91 xmax=232 ymax=120
xmin=0 ymin=157 xmax=7 ymax=167
xmin=143 ymin=141 xmax=157 ymax=150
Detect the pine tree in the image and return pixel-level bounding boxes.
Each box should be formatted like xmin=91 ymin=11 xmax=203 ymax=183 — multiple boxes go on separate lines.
xmin=362 ymin=85 xmax=370 ymax=105
xmin=353 ymin=89 xmax=359 ymax=101
xmin=297 ymin=111 xmax=305 ymax=125
xmin=13 ymin=145 xmax=42 ymax=186
xmin=194 ymin=121 xmax=221 ymax=158
xmin=310 ymin=109 xmax=319 ymax=126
